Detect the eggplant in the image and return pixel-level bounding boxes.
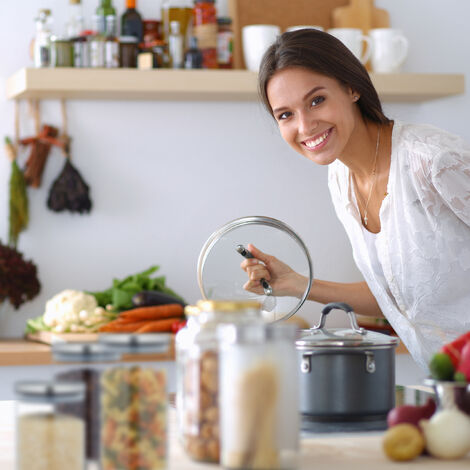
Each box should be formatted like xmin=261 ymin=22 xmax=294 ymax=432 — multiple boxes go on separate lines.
xmin=132 ymin=290 xmax=186 ymax=308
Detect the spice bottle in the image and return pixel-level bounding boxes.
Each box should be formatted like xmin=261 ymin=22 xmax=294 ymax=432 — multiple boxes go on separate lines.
xmin=184 ymin=36 xmax=203 ymax=68
xmin=217 ymin=17 xmax=233 ymax=69
xmin=218 ymin=323 xmax=299 ymax=469
xmin=33 ymin=9 xmax=53 ymax=67
xmin=176 ymin=300 xmax=262 ymax=463
xmin=98 ymin=334 xmax=171 ymax=470
xmin=15 ymin=380 xmax=86 ymax=470
xmin=90 ymin=14 xmax=106 ymax=67
xmin=193 ymin=0 xmax=218 ymax=68
xmin=169 ymin=20 xmax=184 ymax=68
xmin=105 ymin=15 xmax=119 ymax=68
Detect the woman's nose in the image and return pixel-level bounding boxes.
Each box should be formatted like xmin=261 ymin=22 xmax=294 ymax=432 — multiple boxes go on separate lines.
xmin=298 ymin=111 xmax=318 ymax=136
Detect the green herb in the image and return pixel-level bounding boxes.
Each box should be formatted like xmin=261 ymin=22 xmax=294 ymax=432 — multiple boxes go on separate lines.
xmin=87 ymin=265 xmax=184 ymax=310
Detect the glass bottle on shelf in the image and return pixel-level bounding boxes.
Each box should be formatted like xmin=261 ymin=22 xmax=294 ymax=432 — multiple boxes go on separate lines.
xmin=96 ymin=0 xmax=116 ymax=35
xmin=169 ymin=21 xmax=184 ymax=69
xmin=217 ymin=17 xmax=233 ymax=69
xmin=89 ymin=14 xmax=105 ymax=68
xmin=121 ymin=0 xmax=144 ymax=44
xmin=66 ymin=0 xmax=84 ymax=39
xmin=193 ymin=0 xmax=218 ymax=69
xmin=184 ymin=36 xmax=203 ymax=69
xmin=105 ymin=15 xmax=119 ymax=68
xmin=161 ymin=0 xmax=193 ymax=46
xmin=33 ymin=9 xmax=53 ymax=68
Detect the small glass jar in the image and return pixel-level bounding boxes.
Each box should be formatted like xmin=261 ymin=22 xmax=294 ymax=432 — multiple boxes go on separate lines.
xmin=176 ymin=300 xmax=262 ymax=463
xmin=52 ymin=342 xmax=121 ymax=467
xmin=119 ymin=35 xmax=139 ymax=67
xmin=217 ymin=17 xmax=233 ymax=69
xmin=152 ymin=41 xmax=170 ymax=68
xmin=218 ymin=323 xmax=299 ymax=469
xmin=73 ymin=36 xmax=89 ymax=67
xmin=51 ymin=37 xmax=74 ymax=67
xmin=98 ymin=334 xmax=171 ymax=470
xmin=15 ymin=380 xmax=86 ymax=470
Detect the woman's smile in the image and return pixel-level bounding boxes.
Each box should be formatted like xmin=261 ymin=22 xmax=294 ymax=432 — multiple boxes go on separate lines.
xmin=301 ymin=127 xmax=333 ymax=151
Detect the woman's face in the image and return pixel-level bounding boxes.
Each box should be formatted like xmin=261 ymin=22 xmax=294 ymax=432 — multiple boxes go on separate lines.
xmin=266 ymin=67 xmax=360 ymax=165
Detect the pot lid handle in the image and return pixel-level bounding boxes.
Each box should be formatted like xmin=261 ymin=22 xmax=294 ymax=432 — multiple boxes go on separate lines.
xmin=312 ymin=302 xmax=366 ymax=335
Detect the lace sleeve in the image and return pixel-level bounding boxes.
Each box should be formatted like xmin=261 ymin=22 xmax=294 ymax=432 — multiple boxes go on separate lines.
xmin=431 ymin=148 xmax=470 ymax=227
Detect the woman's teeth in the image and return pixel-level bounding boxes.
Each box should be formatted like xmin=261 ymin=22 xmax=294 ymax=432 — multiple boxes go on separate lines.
xmin=304 ymin=129 xmax=330 ymax=148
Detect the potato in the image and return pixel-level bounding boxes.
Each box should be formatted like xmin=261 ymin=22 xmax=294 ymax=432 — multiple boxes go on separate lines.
xmin=382 ymin=423 xmax=425 ymax=461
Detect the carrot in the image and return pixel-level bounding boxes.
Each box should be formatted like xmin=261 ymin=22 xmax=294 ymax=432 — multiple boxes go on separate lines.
xmin=118 ymin=304 xmax=184 ymax=323
xmin=98 ymin=320 xmax=148 ymax=333
xmin=135 ymin=317 xmax=182 ymax=333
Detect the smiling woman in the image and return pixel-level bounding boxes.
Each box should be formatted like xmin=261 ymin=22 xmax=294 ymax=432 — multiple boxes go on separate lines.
xmin=239 ymin=28 xmax=470 ymax=372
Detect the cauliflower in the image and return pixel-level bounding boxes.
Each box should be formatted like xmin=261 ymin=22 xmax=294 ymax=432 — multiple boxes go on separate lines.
xmin=43 ymin=289 xmax=101 ymax=332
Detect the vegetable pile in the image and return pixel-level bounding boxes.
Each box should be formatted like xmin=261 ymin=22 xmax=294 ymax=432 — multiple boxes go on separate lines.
xmin=382 ymin=331 xmax=470 ymax=462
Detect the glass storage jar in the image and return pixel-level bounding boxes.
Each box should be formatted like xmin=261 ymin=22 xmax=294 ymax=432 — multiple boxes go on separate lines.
xmin=98 ymin=333 xmax=171 ymax=470
xmin=176 ymin=299 xmax=262 ymax=463
xmin=217 ymin=323 xmax=299 ymax=469
xmin=15 ymin=380 xmax=86 ymax=470
xmin=52 ymin=342 xmax=121 ymax=468
xmin=51 ymin=37 xmax=74 ymax=67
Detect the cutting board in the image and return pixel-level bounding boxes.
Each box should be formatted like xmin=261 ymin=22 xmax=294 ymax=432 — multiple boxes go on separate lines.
xmin=229 ymin=0 xmax=349 ymax=69
xmin=331 ymin=0 xmax=390 ymax=33
xmin=26 ymin=331 xmax=99 ymax=345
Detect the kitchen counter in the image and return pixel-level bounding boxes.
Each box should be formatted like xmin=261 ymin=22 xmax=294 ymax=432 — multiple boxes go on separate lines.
xmin=0 ymin=338 xmax=175 ymax=366
xmin=0 ymin=398 xmax=468 ymax=469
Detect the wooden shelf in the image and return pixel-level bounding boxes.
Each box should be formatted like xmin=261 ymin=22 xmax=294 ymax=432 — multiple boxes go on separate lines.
xmin=6 ymin=67 xmax=465 ymax=102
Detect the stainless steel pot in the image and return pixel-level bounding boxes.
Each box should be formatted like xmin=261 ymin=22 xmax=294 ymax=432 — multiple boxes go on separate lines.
xmin=296 ymin=302 xmax=399 ymax=422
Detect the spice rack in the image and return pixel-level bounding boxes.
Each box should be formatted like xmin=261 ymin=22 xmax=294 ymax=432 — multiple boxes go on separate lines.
xmin=6 ymin=68 xmax=465 ymax=102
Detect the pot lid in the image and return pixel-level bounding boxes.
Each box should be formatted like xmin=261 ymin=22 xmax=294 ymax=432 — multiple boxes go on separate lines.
xmin=98 ymin=333 xmax=172 ymax=354
xmin=295 ymin=302 xmax=399 ymax=349
xmin=197 ymin=216 xmax=313 ymax=322
xmin=52 ymin=342 xmax=121 ymax=363
xmin=14 ymin=381 xmax=85 ymax=403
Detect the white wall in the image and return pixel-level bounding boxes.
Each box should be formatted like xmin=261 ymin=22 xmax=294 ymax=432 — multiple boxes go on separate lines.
xmin=0 ymin=0 xmax=468 ymax=341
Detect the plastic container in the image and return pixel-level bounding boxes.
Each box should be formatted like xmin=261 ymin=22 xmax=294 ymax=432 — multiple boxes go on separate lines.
xmin=176 ymin=300 xmax=262 ymax=463
xmin=15 ymin=380 xmax=86 ymax=470
xmin=52 ymin=342 xmax=121 ymax=466
xmin=218 ymin=323 xmax=299 ymax=469
xmin=98 ymin=334 xmax=171 ymax=469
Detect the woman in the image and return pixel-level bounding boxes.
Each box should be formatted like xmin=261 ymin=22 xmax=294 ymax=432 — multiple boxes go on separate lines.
xmin=241 ymin=28 xmax=470 ymax=371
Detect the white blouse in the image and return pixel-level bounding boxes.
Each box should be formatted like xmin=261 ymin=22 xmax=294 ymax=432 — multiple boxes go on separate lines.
xmin=328 ymin=120 xmax=470 ymax=371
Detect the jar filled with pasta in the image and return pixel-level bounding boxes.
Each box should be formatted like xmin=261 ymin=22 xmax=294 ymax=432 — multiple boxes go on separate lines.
xmin=98 ymin=333 xmax=171 ymax=470
xmin=15 ymin=380 xmax=86 ymax=470
xmin=217 ymin=322 xmax=299 ymax=470
xmin=176 ymin=300 xmax=262 ymax=463
xmin=52 ymin=342 xmax=121 ymax=467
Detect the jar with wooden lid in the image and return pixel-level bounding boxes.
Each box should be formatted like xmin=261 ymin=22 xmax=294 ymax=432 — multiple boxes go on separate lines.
xmin=176 ymin=300 xmax=262 ymax=463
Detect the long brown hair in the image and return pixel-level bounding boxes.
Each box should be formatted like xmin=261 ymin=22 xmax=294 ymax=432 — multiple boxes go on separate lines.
xmin=258 ymin=29 xmax=390 ymax=124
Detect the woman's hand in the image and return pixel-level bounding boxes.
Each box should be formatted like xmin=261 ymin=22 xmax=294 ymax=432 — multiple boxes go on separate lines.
xmin=240 ymin=243 xmax=309 ymax=297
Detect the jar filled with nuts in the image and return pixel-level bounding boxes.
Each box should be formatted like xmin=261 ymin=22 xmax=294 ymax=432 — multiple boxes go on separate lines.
xmin=175 ymin=300 xmax=262 ymax=463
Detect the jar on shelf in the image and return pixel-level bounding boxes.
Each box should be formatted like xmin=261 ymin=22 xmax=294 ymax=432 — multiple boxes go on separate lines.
xmin=52 ymin=342 xmax=121 ymax=466
xmin=15 ymin=380 xmax=86 ymax=470
xmin=152 ymin=40 xmax=170 ymax=68
xmin=51 ymin=37 xmax=74 ymax=67
xmin=217 ymin=17 xmax=233 ymax=69
xmin=176 ymin=300 xmax=262 ymax=463
xmin=98 ymin=333 xmax=172 ymax=470
xmin=193 ymin=0 xmax=218 ymax=69
xmin=217 ymin=322 xmax=299 ymax=470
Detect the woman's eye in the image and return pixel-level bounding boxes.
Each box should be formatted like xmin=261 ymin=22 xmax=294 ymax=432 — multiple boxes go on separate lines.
xmin=311 ymin=96 xmax=325 ymax=107
xmin=277 ymin=111 xmax=292 ymax=121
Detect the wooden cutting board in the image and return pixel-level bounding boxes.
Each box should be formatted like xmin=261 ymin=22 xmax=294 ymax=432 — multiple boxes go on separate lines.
xmin=331 ymin=0 xmax=390 ymax=34
xmin=26 ymin=331 xmax=99 ymax=345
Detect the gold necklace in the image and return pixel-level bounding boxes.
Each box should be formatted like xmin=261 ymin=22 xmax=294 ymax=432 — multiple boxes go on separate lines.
xmin=355 ymin=126 xmax=381 ymax=226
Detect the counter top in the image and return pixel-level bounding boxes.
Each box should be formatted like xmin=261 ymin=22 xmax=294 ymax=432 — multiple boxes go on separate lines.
xmin=0 ymin=338 xmax=175 ymax=366
xmin=0 ymin=399 xmax=468 ymax=469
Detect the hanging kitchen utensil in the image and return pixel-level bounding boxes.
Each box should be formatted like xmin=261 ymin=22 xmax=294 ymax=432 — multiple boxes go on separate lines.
xmin=47 ymin=99 xmax=92 ymax=214
xmin=197 ymin=215 xmax=313 ymax=321
xmin=5 ymin=102 xmax=29 ymax=249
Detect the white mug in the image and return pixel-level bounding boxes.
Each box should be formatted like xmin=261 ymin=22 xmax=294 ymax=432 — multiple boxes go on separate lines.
xmin=242 ymin=24 xmax=281 ymax=72
xmin=285 ymin=25 xmax=324 ymax=32
xmin=327 ymin=27 xmax=372 ymax=64
xmin=369 ymin=28 xmax=409 ymax=73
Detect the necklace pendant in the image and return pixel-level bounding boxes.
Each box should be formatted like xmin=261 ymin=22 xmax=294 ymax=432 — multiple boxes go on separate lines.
xmin=364 ymin=215 xmax=368 ymax=225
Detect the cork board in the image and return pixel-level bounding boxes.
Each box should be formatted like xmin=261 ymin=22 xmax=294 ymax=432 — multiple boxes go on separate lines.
xmin=228 ymin=0 xmax=350 ymax=69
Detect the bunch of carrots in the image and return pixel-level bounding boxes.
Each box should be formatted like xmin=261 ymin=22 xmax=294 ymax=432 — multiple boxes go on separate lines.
xmin=99 ymin=303 xmax=185 ymax=334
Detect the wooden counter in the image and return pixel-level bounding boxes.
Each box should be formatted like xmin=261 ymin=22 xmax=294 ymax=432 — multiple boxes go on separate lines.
xmin=0 ymin=400 xmax=468 ymax=470
xmin=0 ymin=339 xmax=175 ymax=366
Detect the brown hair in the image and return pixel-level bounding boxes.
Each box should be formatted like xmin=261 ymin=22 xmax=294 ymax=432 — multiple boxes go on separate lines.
xmin=258 ymin=29 xmax=390 ymax=124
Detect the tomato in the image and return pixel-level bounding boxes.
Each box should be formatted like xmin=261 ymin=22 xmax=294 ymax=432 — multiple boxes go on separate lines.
xmin=440 ymin=332 xmax=470 ymax=369
xmin=171 ymin=319 xmax=187 ymax=334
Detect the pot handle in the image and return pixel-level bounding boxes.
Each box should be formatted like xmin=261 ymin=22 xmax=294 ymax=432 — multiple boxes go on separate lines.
xmin=312 ymin=302 xmax=366 ymax=335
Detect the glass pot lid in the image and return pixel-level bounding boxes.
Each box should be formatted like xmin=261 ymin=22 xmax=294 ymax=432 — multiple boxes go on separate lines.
xmin=197 ymin=215 xmax=313 ymax=322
